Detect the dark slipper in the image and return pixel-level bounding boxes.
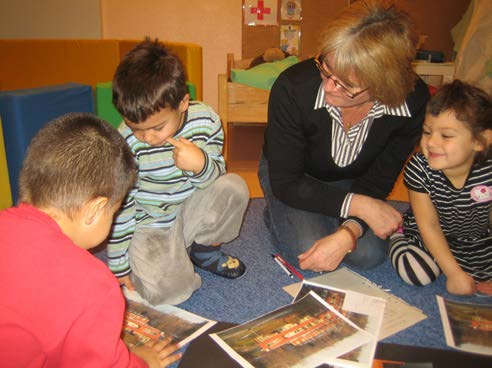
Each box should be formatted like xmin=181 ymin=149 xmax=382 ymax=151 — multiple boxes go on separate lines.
xmin=190 ymin=249 xmax=246 ymax=279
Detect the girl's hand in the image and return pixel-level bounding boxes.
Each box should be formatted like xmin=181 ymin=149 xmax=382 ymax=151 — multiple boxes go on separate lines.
xmin=446 ymin=271 xmax=476 ymax=295
xmin=476 ymin=281 xmax=492 ymax=295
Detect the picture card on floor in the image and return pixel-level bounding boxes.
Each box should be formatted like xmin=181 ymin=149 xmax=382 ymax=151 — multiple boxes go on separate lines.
xmin=283 ymin=267 xmax=427 ymax=340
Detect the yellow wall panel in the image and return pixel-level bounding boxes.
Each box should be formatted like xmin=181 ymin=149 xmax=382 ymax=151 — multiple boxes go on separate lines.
xmin=0 ymin=39 xmax=203 ymax=101
xmin=0 ymin=116 xmax=12 ymax=210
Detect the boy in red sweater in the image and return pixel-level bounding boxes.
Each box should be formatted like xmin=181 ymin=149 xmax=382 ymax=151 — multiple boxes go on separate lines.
xmin=0 ymin=113 xmax=180 ymax=367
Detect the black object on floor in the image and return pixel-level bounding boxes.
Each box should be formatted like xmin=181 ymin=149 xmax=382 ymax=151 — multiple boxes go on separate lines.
xmin=178 ymin=321 xmax=492 ymax=368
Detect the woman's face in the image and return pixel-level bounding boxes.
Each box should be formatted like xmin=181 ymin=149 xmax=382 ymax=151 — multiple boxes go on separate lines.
xmin=317 ymin=53 xmax=371 ymax=108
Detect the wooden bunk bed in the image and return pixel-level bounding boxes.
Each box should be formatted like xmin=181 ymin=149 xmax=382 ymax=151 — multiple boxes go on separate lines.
xmin=218 ymin=53 xmax=454 ymax=201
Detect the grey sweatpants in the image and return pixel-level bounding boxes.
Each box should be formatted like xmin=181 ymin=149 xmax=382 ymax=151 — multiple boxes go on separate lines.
xmin=129 ymin=174 xmax=249 ymax=305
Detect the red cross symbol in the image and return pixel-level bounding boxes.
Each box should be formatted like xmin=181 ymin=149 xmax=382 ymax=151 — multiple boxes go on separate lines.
xmin=250 ymin=1 xmax=271 ymax=20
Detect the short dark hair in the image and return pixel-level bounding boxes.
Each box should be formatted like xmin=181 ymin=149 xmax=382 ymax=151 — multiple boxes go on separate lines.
xmin=427 ymin=79 xmax=492 ymax=162
xmin=19 ymin=113 xmax=137 ymax=218
xmin=112 ymin=37 xmax=188 ymax=123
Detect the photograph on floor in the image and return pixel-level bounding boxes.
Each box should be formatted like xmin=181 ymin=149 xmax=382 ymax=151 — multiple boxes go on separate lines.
xmin=437 ymin=296 xmax=492 ymax=356
xmin=210 ymin=291 xmax=372 ymax=368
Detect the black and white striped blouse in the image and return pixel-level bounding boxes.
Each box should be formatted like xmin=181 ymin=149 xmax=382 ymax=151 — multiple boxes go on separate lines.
xmin=403 ymin=152 xmax=492 ymax=280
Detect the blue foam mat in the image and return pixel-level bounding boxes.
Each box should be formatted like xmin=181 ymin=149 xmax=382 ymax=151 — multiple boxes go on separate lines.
xmin=0 ymin=83 xmax=94 ymax=203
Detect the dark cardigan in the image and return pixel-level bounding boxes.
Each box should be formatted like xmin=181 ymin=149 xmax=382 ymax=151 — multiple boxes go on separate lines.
xmin=263 ymin=58 xmax=430 ymax=227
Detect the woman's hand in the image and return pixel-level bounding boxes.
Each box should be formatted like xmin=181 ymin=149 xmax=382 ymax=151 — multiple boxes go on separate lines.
xmin=446 ymin=271 xmax=476 ymax=295
xmin=350 ymin=194 xmax=402 ymax=238
xmin=131 ymin=337 xmax=182 ymax=368
xmin=298 ymin=229 xmax=355 ymax=272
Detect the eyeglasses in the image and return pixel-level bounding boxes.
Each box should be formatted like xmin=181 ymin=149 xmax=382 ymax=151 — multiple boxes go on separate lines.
xmin=314 ymin=54 xmax=369 ymax=99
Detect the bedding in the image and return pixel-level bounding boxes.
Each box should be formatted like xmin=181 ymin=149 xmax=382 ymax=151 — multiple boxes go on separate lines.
xmin=230 ymin=55 xmax=299 ymax=90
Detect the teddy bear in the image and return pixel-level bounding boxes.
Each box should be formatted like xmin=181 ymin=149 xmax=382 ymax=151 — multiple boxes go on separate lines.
xmin=248 ymin=47 xmax=291 ymax=69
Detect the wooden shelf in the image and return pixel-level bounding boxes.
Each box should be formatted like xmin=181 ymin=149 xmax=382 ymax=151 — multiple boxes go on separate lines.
xmin=226 ymin=123 xmax=265 ymax=162
xmin=228 ymin=167 xmax=263 ymax=198
xmin=227 ymin=160 xmax=259 ymax=171
xmin=224 ymin=122 xmax=265 ymax=197
xmin=412 ymin=61 xmax=455 ymax=86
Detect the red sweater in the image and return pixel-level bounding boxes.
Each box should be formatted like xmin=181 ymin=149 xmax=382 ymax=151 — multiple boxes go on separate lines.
xmin=0 ymin=204 xmax=146 ymax=368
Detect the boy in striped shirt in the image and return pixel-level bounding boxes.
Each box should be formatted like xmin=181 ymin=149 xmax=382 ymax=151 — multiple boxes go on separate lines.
xmin=107 ymin=38 xmax=249 ymax=305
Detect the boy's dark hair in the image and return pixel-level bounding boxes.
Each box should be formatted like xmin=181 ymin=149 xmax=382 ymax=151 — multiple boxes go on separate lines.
xmin=427 ymin=79 xmax=492 ymax=162
xmin=112 ymin=37 xmax=188 ymax=123
xmin=19 ymin=113 xmax=137 ymax=218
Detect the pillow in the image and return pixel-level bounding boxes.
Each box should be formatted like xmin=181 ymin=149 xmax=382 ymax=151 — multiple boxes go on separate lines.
xmin=230 ymin=56 xmax=299 ymax=90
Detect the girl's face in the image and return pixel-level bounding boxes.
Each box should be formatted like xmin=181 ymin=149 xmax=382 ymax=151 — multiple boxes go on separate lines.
xmin=420 ymin=110 xmax=484 ymax=177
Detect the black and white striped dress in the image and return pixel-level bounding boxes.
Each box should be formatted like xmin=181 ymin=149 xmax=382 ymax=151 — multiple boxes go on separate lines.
xmin=390 ymin=152 xmax=492 ymax=285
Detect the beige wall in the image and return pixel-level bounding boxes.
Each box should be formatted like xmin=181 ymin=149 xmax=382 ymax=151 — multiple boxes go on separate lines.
xmin=0 ymin=0 xmax=101 ymax=38
xmin=0 ymin=0 xmax=470 ymax=109
xmin=100 ymin=0 xmax=243 ymax=110
xmin=243 ymin=0 xmax=470 ymax=61
xmin=398 ymin=0 xmax=470 ymax=61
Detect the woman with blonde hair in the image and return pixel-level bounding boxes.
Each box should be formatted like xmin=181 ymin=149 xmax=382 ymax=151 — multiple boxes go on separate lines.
xmin=258 ymin=0 xmax=430 ymax=272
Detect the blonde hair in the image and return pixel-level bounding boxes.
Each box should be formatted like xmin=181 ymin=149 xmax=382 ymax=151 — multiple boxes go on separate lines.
xmin=319 ymin=0 xmax=417 ymax=107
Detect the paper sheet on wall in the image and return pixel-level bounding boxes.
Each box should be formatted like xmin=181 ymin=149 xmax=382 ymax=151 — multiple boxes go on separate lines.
xmin=283 ymin=267 xmax=427 ymax=340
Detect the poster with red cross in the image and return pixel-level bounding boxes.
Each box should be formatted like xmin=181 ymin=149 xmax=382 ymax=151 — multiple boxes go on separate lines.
xmin=244 ymin=0 xmax=278 ymax=26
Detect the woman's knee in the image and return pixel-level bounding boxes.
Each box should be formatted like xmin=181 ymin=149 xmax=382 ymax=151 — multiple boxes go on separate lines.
xmin=344 ymin=237 xmax=388 ymax=270
xmin=274 ymin=243 xmax=304 ymax=267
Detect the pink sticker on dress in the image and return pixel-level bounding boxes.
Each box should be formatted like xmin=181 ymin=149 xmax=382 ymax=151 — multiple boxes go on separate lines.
xmin=470 ymin=185 xmax=492 ymax=202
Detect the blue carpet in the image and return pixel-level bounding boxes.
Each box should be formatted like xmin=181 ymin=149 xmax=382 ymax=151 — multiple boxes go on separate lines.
xmin=176 ymin=198 xmax=492 ymax=351
xmin=93 ymin=197 xmax=491 ymax=360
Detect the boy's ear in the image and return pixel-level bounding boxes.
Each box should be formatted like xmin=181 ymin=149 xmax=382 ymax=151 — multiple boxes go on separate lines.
xmin=83 ymin=197 xmax=109 ymax=225
xmin=179 ymin=94 xmax=190 ymax=113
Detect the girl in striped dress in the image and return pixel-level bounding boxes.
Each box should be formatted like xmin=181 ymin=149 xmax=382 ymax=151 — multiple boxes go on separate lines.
xmin=390 ymin=80 xmax=492 ymax=296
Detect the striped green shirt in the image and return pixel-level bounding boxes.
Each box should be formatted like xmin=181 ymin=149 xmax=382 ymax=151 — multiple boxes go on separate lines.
xmin=107 ymin=102 xmax=225 ymax=277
